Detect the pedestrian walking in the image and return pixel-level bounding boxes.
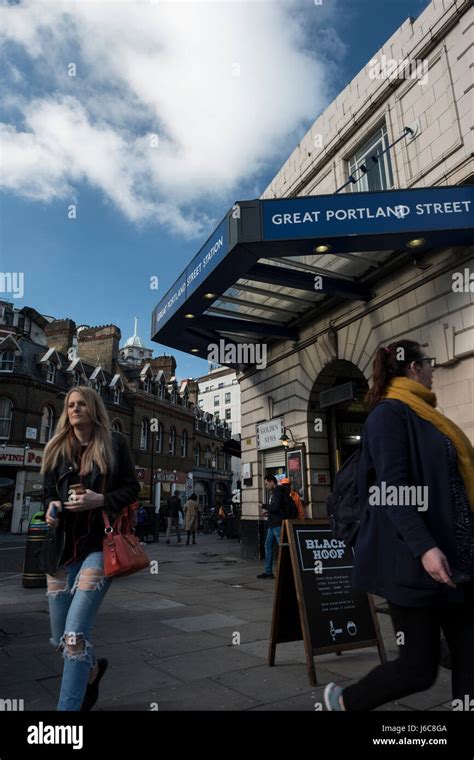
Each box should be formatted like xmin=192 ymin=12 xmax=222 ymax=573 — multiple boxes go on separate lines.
xmin=165 ymin=490 xmax=184 ymax=544
xmin=184 ymin=493 xmax=199 ymax=545
xmin=281 ymin=477 xmax=306 ymax=520
xmin=257 ymin=475 xmax=285 ymax=579
xmin=324 ymin=340 xmax=474 ymax=711
xmin=41 ymin=387 xmax=140 ymax=711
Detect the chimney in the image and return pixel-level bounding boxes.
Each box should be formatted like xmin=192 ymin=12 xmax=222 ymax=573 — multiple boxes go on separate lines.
xmin=150 ymin=354 xmax=177 ymax=379
xmin=185 ymin=379 xmax=199 ymax=406
xmin=44 ymin=319 xmax=77 ymax=356
xmin=77 ymin=324 xmax=121 ymax=374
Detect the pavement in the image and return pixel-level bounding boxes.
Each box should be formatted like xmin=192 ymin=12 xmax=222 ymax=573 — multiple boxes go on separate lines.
xmin=0 ymin=531 xmax=455 ymax=712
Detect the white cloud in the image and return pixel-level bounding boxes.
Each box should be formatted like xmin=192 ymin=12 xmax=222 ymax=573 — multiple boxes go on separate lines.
xmin=0 ymin=0 xmax=342 ymax=237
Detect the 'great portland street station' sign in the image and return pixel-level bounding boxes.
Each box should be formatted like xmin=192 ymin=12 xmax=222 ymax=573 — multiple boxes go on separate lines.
xmin=262 ymin=186 xmax=473 ymax=240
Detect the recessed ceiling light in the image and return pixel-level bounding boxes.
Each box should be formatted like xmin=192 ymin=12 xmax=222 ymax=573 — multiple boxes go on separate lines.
xmin=204 ymin=293 xmax=216 ymax=299
xmin=314 ymin=244 xmax=331 ymax=254
xmin=407 ymin=238 xmax=425 ymax=248
xmin=184 ymin=313 xmax=195 ymax=319
xmin=191 ymin=348 xmax=199 ymax=353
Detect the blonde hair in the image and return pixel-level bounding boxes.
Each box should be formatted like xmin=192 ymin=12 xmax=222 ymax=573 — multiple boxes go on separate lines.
xmin=41 ymin=386 xmax=115 ymax=476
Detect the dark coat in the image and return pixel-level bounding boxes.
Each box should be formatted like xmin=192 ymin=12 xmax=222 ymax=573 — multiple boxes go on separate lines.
xmin=266 ymin=486 xmax=285 ymax=528
xmin=166 ymin=495 xmax=183 ymax=520
xmin=42 ymin=432 xmax=140 ymax=572
xmin=353 ymin=399 xmax=466 ymax=607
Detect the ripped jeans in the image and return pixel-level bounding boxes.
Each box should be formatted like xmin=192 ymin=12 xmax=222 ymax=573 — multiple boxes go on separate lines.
xmin=47 ymin=551 xmax=111 ymax=711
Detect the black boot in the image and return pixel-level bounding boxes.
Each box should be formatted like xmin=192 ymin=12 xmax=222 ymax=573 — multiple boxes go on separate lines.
xmin=81 ymin=658 xmax=108 ymax=712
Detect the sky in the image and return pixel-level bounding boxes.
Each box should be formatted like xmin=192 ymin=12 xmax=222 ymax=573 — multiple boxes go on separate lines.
xmin=1 ymin=0 xmax=429 ymax=380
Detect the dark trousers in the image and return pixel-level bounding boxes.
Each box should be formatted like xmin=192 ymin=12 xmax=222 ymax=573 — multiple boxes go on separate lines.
xmin=343 ymin=586 xmax=474 ymax=710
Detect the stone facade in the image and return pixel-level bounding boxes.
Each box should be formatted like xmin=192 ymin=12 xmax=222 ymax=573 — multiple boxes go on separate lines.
xmin=239 ymin=0 xmax=474 ymax=559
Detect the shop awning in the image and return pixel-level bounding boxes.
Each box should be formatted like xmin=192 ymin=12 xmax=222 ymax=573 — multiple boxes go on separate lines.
xmin=151 ymin=185 xmax=474 ymax=367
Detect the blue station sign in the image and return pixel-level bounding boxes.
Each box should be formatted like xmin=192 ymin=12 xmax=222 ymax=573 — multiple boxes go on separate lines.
xmin=262 ymin=186 xmax=474 ymax=241
xmin=153 ymin=216 xmax=228 ymax=332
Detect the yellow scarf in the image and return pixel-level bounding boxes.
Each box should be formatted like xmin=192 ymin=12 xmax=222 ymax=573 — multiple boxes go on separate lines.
xmin=384 ymin=377 xmax=474 ymax=511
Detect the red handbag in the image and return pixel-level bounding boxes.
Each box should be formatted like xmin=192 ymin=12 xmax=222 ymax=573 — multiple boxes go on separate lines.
xmin=102 ymin=503 xmax=150 ymax=578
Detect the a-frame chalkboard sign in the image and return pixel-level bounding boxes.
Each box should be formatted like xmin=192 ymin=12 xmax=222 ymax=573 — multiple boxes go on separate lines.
xmin=268 ymin=519 xmax=386 ymax=686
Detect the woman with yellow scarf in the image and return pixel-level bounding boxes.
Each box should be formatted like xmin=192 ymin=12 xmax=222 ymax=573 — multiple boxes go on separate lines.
xmin=325 ymin=340 xmax=474 ymax=712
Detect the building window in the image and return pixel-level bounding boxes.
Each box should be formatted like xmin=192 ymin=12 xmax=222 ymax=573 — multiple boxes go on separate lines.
xmin=181 ymin=429 xmax=188 ymax=458
xmin=111 ymin=419 xmax=122 ymax=432
xmin=156 ymin=423 xmax=163 ymax=453
xmin=171 ymin=390 xmax=177 ymax=404
xmin=46 ymin=362 xmax=56 ymax=384
xmin=73 ymin=372 xmax=82 ymax=387
xmin=93 ymin=380 xmax=102 ymax=396
xmin=225 ymin=408 xmax=231 ymax=420
xmin=0 ymin=351 xmax=14 ymax=372
xmin=0 ymin=398 xmax=12 ymax=439
xmin=140 ymin=418 xmax=149 ymax=450
xmin=113 ymin=387 xmax=121 ymax=405
xmin=169 ymin=427 xmax=176 ymax=455
xmin=158 ymin=383 xmax=165 ymax=400
xmin=213 ymin=395 xmax=219 ymax=407
xmin=225 ymin=392 xmax=231 ymax=403
xmin=218 ymin=383 xmax=224 ymax=389
xmin=198 ymin=399 xmax=204 ymax=408
xmin=348 ymin=124 xmax=394 ymax=193
xmin=40 ymin=405 xmax=54 ymax=443
xmin=143 ymin=377 xmax=151 ymax=393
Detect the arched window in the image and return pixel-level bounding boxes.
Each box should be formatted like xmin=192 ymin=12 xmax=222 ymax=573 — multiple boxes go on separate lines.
xmin=181 ymin=429 xmax=188 ymax=458
xmin=169 ymin=426 xmax=176 ymax=455
xmin=0 ymin=398 xmax=12 ymax=439
xmin=111 ymin=419 xmax=122 ymax=433
xmin=40 ymin=405 xmax=55 ymax=443
xmin=195 ymin=443 xmax=201 ymax=467
xmin=0 ymin=351 xmax=14 ymax=372
xmin=156 ymin=422 xmax=163 ymax=453
xmin=140 ymin=418 xmax=149 ymax=450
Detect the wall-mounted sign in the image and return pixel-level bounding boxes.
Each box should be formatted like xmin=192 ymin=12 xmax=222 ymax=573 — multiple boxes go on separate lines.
xmin=0 ymin=448 xmax=44 ymax=468
xmin=25 ymin=427 xmax=37 ymax=440
xmin=256 ymin=418 xmax=284 ymax=450
xmin=287 ymin=448 xmax=305 ymax=500
xmin=312 ymin=471 xmax=330 ymax=486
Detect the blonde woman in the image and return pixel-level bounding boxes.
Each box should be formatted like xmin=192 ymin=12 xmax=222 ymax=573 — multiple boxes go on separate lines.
xmin=184 ymin=493 xmax=199 ymax=545
xmin=41 ymin=387 xmax=139 ymax=711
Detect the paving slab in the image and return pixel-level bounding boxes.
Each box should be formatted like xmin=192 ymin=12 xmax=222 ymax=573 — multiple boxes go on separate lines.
xmin=154 ymin=645 xmax=266 ymax=682
xmin=99 ymin=679 xmax=261 ymax=711
xmin=162 ymin=612 xmax=246 ymax=632
xmin=129 ymin=631 xmax=227 ymax=658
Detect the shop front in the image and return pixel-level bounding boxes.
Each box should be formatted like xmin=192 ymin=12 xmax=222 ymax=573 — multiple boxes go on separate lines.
xmin=1 ymin=447 xmax=45 ymax=534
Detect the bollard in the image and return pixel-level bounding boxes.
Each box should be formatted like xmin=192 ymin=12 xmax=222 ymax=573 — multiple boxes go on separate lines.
xmin=22 ymin=511 xmax=48 ymax=588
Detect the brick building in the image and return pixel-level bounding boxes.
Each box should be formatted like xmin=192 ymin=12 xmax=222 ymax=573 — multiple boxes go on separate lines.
xmin=0 ymin=304 xmax=232 ymax=533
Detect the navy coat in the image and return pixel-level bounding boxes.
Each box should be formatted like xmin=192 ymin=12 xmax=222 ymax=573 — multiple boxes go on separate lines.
xmin=353 ymin=399 xmax=467 ymax=606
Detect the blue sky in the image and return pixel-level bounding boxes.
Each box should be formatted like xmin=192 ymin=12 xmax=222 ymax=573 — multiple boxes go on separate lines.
xmin=1 ymin=0 xmax=429 ymax=380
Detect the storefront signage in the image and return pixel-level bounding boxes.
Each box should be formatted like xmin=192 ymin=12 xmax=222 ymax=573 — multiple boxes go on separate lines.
xmin=263 ymin=186 xmax=474 ymax=241
xmin=0 ymin=447 xmax=43 ymax=467
xmin=256 ymin=417 xmax=284 ymax=450
xmin=25 ymin=427 xmax=37 ymax=440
